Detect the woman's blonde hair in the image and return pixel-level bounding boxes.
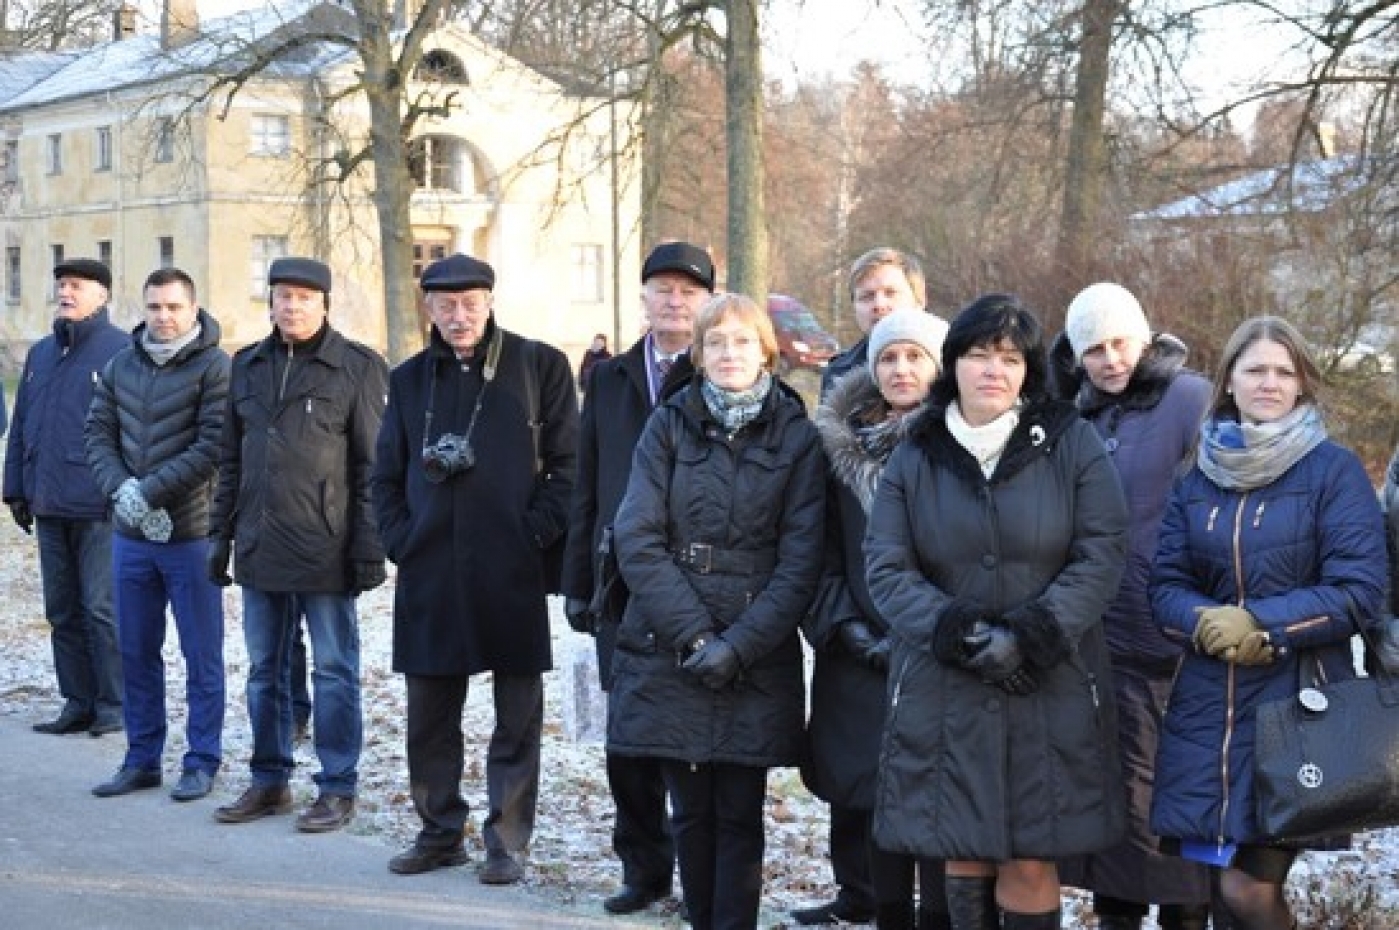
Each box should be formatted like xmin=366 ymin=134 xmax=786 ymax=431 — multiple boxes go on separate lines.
xmin=1209 ymin=315 xmax=1325 ymax=419
xmin=691 ymin=293 xmax=780 ymax=373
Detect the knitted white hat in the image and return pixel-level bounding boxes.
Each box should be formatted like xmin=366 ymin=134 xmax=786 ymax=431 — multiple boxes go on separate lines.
xmin=868 ymin=310 xmax=950 ymax=375
xmin=1065 ymin=283 xmax=1151 ymax=361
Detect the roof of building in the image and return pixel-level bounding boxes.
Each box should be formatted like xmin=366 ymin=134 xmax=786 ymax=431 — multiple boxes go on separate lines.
xmin=1133 ymin=156 xmax=1363 ymax=220
xmin=0 ymin=2 xmax=358 ymax=112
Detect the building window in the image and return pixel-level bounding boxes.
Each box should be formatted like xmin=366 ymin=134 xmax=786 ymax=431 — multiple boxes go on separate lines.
xmin=5 ymin=247 xmax=19 ymax=301
xmin=250 ymin=114 xmax=291 ymax=157
xmin=412 ymin=240 xmax=450 ymax=279
xmin=98 ymin=240 xmax=113 ymax=269
xmin=571 ymin=244 xmax=604 ymax=303
xmin=417 ymin=49 xmax=468 ymax=83
xmin=2 ymin=140 xmax=17 ymax=183
xmin=250 ymin=235 xmax=288 ymax=296
xmin=46 ymin=134 xmax=62 ymax=174
xmin=50 ymin=244 xmax=64 ymax=296
xmin=95 ymin=126 xmax=113 ymax=172
xmin=154 ymin=118 xmax=174 ymax=163
xmin=158 ymin=236 xmax=175 ymax=268
xmin=407 ymin=136 xmax=462 ymax=193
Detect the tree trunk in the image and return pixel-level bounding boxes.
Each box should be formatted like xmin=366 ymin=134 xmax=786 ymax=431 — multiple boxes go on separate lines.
xmin=724 ymin=0 xmax=768 ymax=300
xmin=1058 ymin=0 xmax=1122 ymax=280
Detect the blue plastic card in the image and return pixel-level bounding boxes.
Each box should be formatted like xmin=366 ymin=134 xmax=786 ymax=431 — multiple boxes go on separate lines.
xmin=1180 ymin=839 xmax=1236 ymax=867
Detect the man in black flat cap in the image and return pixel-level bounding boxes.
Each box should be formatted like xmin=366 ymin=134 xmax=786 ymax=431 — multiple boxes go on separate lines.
xmin=560 ymin=239 xmax=714 ymax=915
xmin=208 ymin=256 xmax=389 ymax=834
xmin=4 ymin=258 xmax=128 ymax=736
xmin=373 ymin=252 xmax=577 ymax=886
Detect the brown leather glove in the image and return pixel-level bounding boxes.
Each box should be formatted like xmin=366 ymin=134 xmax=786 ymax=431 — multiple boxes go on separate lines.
xmin=1223 ymin=630 xmax=1276 ymax=666
xmin=1193 ymin=605 xmax=1259 ymax=657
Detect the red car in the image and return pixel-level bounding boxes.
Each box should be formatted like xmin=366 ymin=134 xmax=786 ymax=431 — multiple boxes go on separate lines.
xmin=767 ymin=294 xmax=840 ymax=374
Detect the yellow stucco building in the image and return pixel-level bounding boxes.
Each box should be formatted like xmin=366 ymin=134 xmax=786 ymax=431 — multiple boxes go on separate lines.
xmin=0 ymin=2 xmax=643 ymax=364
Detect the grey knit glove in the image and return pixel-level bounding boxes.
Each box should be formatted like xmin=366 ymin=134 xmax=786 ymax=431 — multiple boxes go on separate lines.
xmin=140 ymin=508 xmax=173 ymax=543
xmin=114 ymin=478 xmax=150 ymax=527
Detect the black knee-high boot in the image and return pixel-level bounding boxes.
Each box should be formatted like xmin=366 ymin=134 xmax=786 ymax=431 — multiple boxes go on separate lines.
xmin=1096 ymin=917 xmax=1142 ymax=930
xmin=877 ymin=901 xmax=917 ymax=930
xmin=1159 ymin=903 xmax=1210 ymax=930
xmin=945 ymin=876 xmax=999 ymax=930
xmin=1000 ymin=909 xmax=1059 ymax=929
xmin=918 ymin=904 xmax=953 ymax=930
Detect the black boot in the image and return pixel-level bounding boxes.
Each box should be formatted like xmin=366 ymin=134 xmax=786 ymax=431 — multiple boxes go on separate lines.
xmin=945 ymin=877 xmax=999 ymax=930
xmin=1096 ymin=916 xmax=1142 ymax=930
xmin=1159 ymin=903 xmax=1210 ymax=930
xmin=918 ymin=904 xmax=953 ymax=930
xmin=877 ymin=902 xmax=916 ymax=930
xmin=1001 ymin=909 xmax=1059 ymax=929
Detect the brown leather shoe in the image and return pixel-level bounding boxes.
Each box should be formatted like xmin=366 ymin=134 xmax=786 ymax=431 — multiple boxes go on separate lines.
xmin=295 ymin=793 xmax=355 ymax=833
xmin=214 ymin=785 xmax=292 ymax=823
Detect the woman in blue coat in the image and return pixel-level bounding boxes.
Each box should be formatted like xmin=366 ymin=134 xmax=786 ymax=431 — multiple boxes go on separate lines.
xmin=1150 ymin=316 xmax=1387 ymax=930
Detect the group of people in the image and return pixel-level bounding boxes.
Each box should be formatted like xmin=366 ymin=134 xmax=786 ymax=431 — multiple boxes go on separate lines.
xmin=4 ymin=241 xmax=1395 ymax=930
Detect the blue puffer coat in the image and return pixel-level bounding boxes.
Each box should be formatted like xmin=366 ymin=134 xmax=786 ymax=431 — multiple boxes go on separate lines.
xmin=1150 ymin=436 xmax=1387 ymax=847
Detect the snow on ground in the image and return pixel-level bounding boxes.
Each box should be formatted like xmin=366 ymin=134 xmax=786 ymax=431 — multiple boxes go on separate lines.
xmin=0 ymin=515 xmax=1395 ymax=928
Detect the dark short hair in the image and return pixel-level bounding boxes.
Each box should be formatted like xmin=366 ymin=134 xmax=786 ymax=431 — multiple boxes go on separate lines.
xmin=143 ymin=267 xmax=197 ymax=301
xmin=929 ymin=293 xmax=1048 ymax=407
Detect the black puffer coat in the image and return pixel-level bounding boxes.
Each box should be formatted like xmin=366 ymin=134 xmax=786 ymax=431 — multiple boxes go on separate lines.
xmin=866 ymin=398 xmax=1129 ymax=861
xmin=607 ymin=377 xmax=825 ymax=767
xmin=85 ymin=311 xmax=230 ymax=541
xmin=209 ymin=324 xmax=388 ymax=593
xmin=802 ymin=367 xmax=918 ymax=809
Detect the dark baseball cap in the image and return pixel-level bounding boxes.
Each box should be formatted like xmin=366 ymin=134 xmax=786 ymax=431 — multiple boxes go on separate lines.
xmin=420 ymin=253 xmax=495 ymax=293
xmin=268 ymin=257 xmax=332 ymax=294
xmin=53 ymin=258 xmax=112 ymax=290
xmin=641 ymin=241 xmax=715 ymax=292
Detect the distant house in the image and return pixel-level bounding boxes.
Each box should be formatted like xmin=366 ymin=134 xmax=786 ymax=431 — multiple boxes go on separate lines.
xmin=0 ymin=1 xmax=643 ymax=359
xmin=1130 ymin=156 xmax=1396 ymax=375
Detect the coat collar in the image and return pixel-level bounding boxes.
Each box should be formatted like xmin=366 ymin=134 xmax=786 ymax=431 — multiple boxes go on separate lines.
xmin=815 ymin=367 xmax=926 ymax=512
xmin=911 ymin=395 xmax=1080 ymax=485
xmin=1077 ymin=333 xmax=1191 ymax=416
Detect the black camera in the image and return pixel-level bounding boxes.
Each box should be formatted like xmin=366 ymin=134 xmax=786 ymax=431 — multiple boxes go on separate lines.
xmin=422 ymin=433 xmax=475 ymax=483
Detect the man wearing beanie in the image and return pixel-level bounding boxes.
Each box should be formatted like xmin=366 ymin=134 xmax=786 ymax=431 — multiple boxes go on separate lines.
xmin=559 ymin=240 xmax=713 ymax=914
xmin=5 ymin=258 xmax=127 ymax=737
xmin=209 ymin=256 xmax=389 ymax=834
xmin=797 ymin=247 xmax=938 ymax=927
xmin=374 ymin=252 xmax=577 ymax=887
xmin=1053 ymin=282 xmax=1212 ymax=930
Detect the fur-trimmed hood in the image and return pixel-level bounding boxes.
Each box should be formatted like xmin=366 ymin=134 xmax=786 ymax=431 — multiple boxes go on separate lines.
xmin=815 ymin=367 xmax=926 ymax=513
xmin=1049 ymin=330 xmax=1193 ymax=415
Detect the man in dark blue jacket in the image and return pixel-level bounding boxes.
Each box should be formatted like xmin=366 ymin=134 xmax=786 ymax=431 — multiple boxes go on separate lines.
xmin=85 ymin=267 xmax=231 ymax=802
xmin=560 ymin=241 xmax=712 ymax=915
xmin=3 ymin=258 xmax=127 ymax=737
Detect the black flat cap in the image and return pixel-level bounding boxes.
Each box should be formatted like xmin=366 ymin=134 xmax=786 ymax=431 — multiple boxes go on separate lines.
xmin=53 ymin=258 xmax=112 ymax=290
xmin=268 ymin=257 xmax=332 ymax=294
xmin=420 ymin=253 xmax=495 ymax=292
xmin=641 ymin=241 xmax=715 ymax=291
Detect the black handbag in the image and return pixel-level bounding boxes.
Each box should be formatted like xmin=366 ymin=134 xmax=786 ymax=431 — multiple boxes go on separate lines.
xmin=1253 ymin=596 xmax=1399 ymax=840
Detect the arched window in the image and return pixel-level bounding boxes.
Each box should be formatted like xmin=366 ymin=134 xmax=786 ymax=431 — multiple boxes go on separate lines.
xmin=417 ymin=49 xmax=468 ymax=84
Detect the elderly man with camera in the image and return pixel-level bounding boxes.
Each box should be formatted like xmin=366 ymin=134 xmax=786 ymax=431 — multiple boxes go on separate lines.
xmin=372 ymin=253 xmax=577 ymax=886
xmin=207 ymin=257 xmax=389 ymax=833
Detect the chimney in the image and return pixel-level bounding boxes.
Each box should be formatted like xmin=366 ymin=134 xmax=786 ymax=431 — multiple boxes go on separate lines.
xmin=162 ymin=0 xmax=200 ymax=49
xmin=113 ymin=4 xmax=138 ymax=42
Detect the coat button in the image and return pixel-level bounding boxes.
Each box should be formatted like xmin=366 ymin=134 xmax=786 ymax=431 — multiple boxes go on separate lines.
xmin=981 ymin=554 xmax=997 ymax=569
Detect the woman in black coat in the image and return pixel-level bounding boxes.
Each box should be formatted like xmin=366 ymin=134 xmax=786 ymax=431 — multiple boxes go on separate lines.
xmin=866 ymin=295 xmax=1129 ymax=930
xmin=609 ymin=293 xmax=825 ymax=930
xmin=807 ymin=310 xmax=949 ymax=930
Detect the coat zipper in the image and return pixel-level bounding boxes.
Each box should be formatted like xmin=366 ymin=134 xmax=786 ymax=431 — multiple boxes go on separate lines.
xmin=1216 ymin=491 xmax=1250 ymax=848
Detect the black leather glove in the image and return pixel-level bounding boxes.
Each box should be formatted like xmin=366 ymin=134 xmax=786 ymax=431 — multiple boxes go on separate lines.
xmin=682 ymin=635 xmax=741 ymax=691
xmin=565 ymin=596 xmax=596 ymax=635
xmin=963 ymin=622 xmax=1038 ymax=695
xmin=206 ymin=538 xmax=232 ymax=587
xmin=350 ymin=559 xmax=387 ymax=594
xmin=838 ymin=620 xmax=890 ymax=671
xmin=8 ymin=499 xmax=33 ymax=535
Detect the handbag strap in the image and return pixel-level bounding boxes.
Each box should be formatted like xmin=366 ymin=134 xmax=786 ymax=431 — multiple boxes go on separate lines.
xmin=1338 ymin=589 xmax=1399 ymax=705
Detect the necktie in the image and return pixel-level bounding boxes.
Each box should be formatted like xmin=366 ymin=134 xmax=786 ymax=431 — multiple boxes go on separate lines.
xmin=657 ymin=355 xmax=674 ymax=379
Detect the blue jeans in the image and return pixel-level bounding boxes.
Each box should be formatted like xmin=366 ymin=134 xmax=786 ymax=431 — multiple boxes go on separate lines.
xmin=35 ymin=517 xmax=120 ymax=720
xmin=241 ymin=590 xmax=361 ymax=795
xmin=113 ymin=534 xmax=224 ymax=774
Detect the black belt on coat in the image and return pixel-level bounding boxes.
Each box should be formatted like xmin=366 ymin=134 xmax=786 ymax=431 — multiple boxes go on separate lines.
xmin=671 ymin=542 xmax=778 ymax=576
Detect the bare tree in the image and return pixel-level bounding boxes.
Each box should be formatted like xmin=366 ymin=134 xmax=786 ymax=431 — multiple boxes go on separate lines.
xmin=0 ymin=0 xmax=120 ymax=50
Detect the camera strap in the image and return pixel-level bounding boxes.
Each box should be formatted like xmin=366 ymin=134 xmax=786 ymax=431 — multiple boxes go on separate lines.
xmin=422 ymin=327 xmax=504 ymax=457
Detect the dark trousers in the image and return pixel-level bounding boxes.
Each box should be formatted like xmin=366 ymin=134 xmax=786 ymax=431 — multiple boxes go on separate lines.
xmin=870 ymin=841 xmax=946 ymax=912
xmin=830 ymin=802 xmax=877 ymax=910
xmin=35 ymin=516 xmax=120 ymax=720
xmin=660 ymin=759 xmax=768 ymax=930
xmin=405 ymin=672 xmax=543 ymax=855
xmin=113 ymin=535 xmax=224 ymax=774
xmin=607 ymin=750 xmax=675 ymax=892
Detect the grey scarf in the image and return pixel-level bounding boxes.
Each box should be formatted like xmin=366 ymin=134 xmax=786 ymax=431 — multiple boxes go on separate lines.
xmin=1196 ymin=404 xmax=1327 ymax=491
xmin=701 ymin=371 xmax=772 ymax=434
xmin=142 ymin=322 xmax=202 ymax=367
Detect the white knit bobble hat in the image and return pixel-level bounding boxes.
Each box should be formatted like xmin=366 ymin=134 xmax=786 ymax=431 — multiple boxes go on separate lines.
xmin=868 ymin=310 xmax=950 ymax=376
xmin=1064 ymin=283 xmax=1151 ymax=362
